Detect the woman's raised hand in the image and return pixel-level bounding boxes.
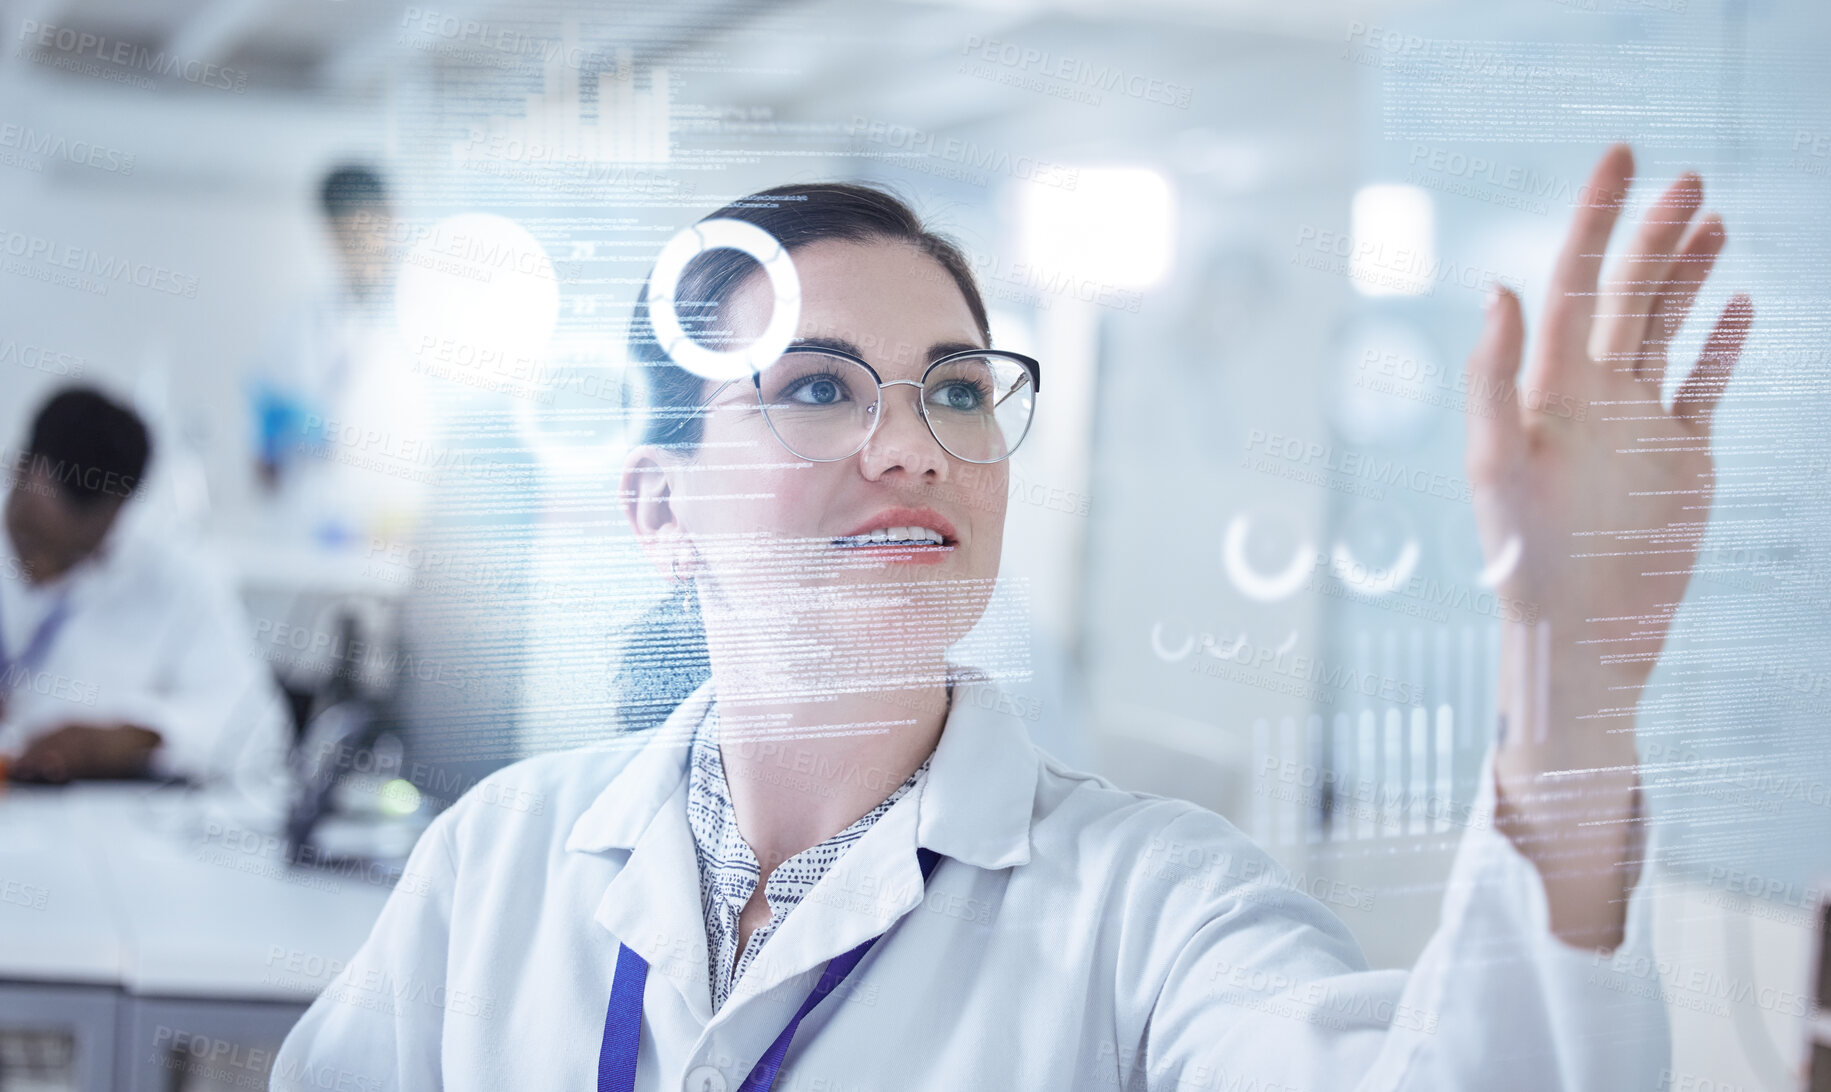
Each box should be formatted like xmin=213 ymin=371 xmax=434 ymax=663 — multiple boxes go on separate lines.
xmin=1460 ymin=143 xmax=1753 ymax=947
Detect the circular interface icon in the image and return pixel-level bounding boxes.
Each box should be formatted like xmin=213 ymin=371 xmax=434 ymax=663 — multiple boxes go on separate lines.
xmin=647 ymin=218 xmax=801 ymax=382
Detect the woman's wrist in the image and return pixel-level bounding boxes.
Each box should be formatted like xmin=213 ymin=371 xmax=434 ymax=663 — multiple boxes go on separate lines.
xmin=1490 ymin=617 xmax=1646 ymax=950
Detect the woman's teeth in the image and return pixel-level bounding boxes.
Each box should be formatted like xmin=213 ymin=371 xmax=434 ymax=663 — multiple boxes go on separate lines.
xmin=835 ymin=526 xmax=947 ymax=547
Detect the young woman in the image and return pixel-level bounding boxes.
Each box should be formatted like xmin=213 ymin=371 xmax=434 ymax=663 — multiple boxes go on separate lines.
xmin=274 ymin=145 xmax=1750 ymax=1091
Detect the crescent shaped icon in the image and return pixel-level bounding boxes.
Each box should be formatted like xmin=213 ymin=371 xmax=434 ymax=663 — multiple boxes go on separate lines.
xmin=646 ymin=218 xmax=801 ymax=382
xmin=1477 ymin=533 xmax=1523 ymax=589
xmin=1328 ymin=537 xmax=1421 ymax=597
xmin=1221 ymin=514 xmax=1316 ymax=603
xmin=1150 ymin=621 xmax=1196 ymax=662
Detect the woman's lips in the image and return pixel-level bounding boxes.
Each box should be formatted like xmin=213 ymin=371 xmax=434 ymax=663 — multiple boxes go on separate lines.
xmin=836 ymin=507 xmax=959 ymax=544
xmin=828 ymin=507 xmax=961 ymax=565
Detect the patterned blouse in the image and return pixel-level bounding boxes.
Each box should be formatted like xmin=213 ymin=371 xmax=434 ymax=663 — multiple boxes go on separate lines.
xmin=685 ymin=703 xmax=931 ymax=1012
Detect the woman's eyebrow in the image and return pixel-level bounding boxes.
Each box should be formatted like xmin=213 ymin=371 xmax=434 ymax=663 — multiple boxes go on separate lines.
xmin=927 ymin=341 xmax=986 ymax=360
xmin=787 ymin=336 xmax=862 ymax=355
xmin=786 ymin=336 xmax=988 ymax=362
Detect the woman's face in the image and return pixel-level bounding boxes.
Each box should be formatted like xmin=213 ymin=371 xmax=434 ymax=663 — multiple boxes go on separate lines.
xmin=628 ymin=238 xmax=1009 ymax=677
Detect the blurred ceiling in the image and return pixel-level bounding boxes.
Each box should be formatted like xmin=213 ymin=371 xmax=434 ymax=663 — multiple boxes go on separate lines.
xmin=0 ymin=0 xmax=1434 ymax=98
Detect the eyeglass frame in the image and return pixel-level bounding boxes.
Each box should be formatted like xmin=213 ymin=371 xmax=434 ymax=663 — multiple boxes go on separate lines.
xmin=663 ymin=344 xmax=1043 ymax=465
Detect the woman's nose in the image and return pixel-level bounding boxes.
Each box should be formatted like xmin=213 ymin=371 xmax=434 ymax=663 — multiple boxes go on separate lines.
xmin=858 ymin=383 xmax=947 ymax=480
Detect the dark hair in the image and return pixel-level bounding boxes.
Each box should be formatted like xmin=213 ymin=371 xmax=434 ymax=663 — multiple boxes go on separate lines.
xmin=611 ymin=182 xmax=991 ymax=732
xmin=22 ymin=386 xmax=152 ymax=509
xmin=319 ymin=164 xmax=389 ymax=218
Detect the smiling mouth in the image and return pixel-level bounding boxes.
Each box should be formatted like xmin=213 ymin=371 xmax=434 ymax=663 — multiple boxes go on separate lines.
xmin=832 ymin=525 xmax=953 ymax=549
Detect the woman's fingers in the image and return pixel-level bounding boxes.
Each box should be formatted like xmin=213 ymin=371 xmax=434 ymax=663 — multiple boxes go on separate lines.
xmin=1638 ymin=214 xmax=1727 ymax=387
xmin=1533 ymin=144 xmax=1633 ymax=396
xmin=1465 ymin=285 xmax=1528 ymax=481
xmin=1673 ymin=294 xmax=1754 ymax=434
xmin=1591 ymin=172 xmax=1704 ymax=377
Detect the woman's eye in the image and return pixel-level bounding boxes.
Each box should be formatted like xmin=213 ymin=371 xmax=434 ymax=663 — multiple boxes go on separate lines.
xmin=788 ymin=377 xmax=847 ymax=404
xmin=931 ymin=381 xmax=985 ymax=412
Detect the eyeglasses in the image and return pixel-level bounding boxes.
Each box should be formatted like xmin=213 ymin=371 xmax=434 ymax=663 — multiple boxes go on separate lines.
xmin=677 ymin=345 xmax=1041 ymax=465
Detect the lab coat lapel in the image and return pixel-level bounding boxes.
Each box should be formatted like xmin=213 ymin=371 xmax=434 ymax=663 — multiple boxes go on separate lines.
xmin=592 ymin=774 xmax=715 ymax=1025
xmin=566 ymin=682 xmax=717 ymax=1026
xmin=722 ymin=674 xmax=1041 ymax=1006
xmin=562 ymin=675 xmax=1042 ymax=1027
xmin=916 ymin=676 xmax=1038 ymax=871
xmin=722 ymin=790 xmax=927 ymax=1008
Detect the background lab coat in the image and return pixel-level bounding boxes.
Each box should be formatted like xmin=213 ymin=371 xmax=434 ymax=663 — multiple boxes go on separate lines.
xmin=273 ymin=678 xmax=1666 ymax=1091
xmin=0 ymin=508 xmax=289 ymax=789
xmin=247 ymin=290 xmax=433 ymax=548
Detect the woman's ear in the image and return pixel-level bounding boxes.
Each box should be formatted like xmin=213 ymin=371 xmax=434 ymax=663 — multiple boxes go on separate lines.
xmin=621 ymin=444 xmax=689 ymax=581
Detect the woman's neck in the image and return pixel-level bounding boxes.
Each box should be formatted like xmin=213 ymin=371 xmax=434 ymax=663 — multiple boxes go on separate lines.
xmin=710 ymin=676 xmax=950 ymax=875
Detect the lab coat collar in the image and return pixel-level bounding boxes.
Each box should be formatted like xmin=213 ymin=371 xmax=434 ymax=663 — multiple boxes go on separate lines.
xmin=915 ymin=673 xmax=1037 ymax=870
xmin=564 ymin=672 xmax=1038 ymax=867
xmin=718 ymin=674 xmax=1039 ymax=1008
xmin=563 ymin=680 xmax=712 ymax=854
xmin=562 ymin=672 xmax=1039 ymax=1023
xmin=723 ymin=778 xmax=929 ymax=1009
xmin=566 ymin=680 xmax=716 ymax=1022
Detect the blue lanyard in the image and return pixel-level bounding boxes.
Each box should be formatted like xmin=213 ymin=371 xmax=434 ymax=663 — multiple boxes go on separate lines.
xmin=598 ymin=847 xmax=941 ymax=1092
xmin=0 ymin=587 xmax=72 ymax=693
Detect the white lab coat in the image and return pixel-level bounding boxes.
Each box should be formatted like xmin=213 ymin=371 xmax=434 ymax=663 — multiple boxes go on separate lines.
xmin=0 ymin=510 xmax=288 ymax=788
xmin=273 ymin=677 xmax=1666 ymax=1091
xmin=248 ymin=290 xmax=432 ymax=545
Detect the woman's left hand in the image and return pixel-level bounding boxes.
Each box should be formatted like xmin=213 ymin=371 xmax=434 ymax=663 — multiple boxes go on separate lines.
xmin=1461 ymin=144 xmax=1753 ymax=949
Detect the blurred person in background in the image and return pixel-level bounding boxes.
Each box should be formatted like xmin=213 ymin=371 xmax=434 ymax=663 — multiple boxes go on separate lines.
xmin=246 ymin=163 xmax=429 ymax=548
xmin=2 ymin=386 xmax=288 ymax=788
